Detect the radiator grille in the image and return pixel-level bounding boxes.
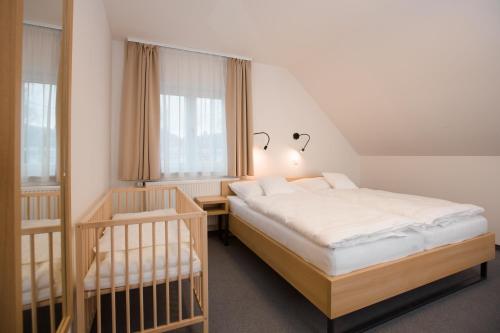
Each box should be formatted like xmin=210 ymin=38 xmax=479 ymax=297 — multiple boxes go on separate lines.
xmin=20 ymin=186 xmax=60 ymax=220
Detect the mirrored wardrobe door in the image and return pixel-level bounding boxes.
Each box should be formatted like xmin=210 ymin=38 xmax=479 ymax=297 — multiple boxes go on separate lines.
xmin=20 ymin=0 xmax=72 ymax=332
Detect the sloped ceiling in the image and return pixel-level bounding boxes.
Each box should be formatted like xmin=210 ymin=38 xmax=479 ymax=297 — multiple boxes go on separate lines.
xmin=103 ymin=0 xmax=500 ymax=155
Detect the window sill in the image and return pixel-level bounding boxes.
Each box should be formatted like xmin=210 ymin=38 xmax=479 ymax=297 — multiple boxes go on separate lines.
xmin=148 ymin=176 xmax=237 ymax=184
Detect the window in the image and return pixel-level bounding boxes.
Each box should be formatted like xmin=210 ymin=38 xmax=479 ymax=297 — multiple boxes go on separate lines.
xmin=22 ymin=82 xmax=58 ymax=181
xmin=159 ymin=48 xmax=227 ymax=178
xmin=21 ymin=25 xmax=61 ymax=184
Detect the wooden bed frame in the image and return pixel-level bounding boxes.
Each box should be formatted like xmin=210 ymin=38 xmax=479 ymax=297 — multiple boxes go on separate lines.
xmin=221 ymin=179 xmax=496 ymax=332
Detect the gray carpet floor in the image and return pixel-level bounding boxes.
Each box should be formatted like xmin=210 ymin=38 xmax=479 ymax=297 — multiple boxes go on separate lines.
xmin=204 ymin=234 xmax=500 ymax=333
xmin=89 ymin=234 xmax=499 ymax=333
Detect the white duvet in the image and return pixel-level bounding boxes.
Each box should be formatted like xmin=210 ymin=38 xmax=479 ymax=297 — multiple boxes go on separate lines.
xmin=318 ymin=189 xmax=484 ymax=228
xmin=245 ymin=193 xmax=414 ymax=248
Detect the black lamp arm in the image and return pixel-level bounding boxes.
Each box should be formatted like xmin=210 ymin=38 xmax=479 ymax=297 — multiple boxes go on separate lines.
xmin=300 ymin=133 xmax=310 ymax=151
xmin=253 ymin=131 xmax=270 ymax=150
xmin=293 ymin=132 xmax=310 ymax=151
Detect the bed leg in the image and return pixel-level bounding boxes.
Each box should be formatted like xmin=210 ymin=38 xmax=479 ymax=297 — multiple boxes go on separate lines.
xmin=327 ymin=318 xmax=335 ymax=333
xmin=480 ymin=262 xmax=488 ymax=279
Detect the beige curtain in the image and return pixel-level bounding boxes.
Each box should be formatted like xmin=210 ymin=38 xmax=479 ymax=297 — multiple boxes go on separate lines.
xmin=225 ymin=59 xmax=254 ymax=177
xmin=119 ymin=42 xmax=161 ymax=181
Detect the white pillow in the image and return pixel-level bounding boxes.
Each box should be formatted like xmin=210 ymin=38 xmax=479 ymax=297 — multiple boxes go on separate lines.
xmin=229 ymin=181 xmax=264 ymax=201
xmin=259 ymin=176 xmax=296 ymax=196
xmin=291 ymin=177 xmax=331 ymax=191
xmin=322 ymin=172 xmax=358 ymax=189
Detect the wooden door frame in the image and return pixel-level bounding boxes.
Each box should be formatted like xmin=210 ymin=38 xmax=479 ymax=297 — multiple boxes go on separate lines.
xmin=0 ymin=0 xmax=74 ymax=331
xmin=0 ymin=0 xmax=23 ymax=332
xmin=59 ymin=0 xmax=74 ymax=331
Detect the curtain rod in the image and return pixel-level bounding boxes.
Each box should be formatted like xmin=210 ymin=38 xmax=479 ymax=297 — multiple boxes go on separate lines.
xmin=127 ymin=37 xmax=252 ymax=61
xmin=24 ymin=20 xmax=62 ymax=31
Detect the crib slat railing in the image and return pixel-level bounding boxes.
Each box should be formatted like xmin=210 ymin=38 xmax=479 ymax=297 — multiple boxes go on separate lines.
xmin=95 ymin=228 xmax=101 ymax=333
xmin=48 ymin=232 xmax=56 ymax=333
xmin=125 ymin=224 xmax=131 ymax=333
xmin=201 ymin=214 xmax=209 ymax=332
xmin=111 ymin=226 xmax=116 ymax=333
xmin=76 ymin=190 xmax=113 ymax=333
xmin=189 ymin=218 xmax=194 ymax=318
xmin=152 ymin=222 xmax=158 ymax=328
xmin=177 ymin=219 xmax=183 ymax=321
xmin=139 ymin=223 xmax=144 ymax=331
xmin=76 ymin=186 xmax=208 ymax=333
xmin=30 ymin=234 xmax=38 ymax=333
xmin=169 ymin=188 xmax=173 ymax=209
xmin=165 ymin=220 xmax=170 ymax=325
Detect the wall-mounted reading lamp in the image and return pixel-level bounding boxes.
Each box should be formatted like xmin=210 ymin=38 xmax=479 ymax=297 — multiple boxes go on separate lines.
xmin=254 ymin=132 xmax=271 ymax=150
xmin=293 ymin=132 xmax=310 ymax=152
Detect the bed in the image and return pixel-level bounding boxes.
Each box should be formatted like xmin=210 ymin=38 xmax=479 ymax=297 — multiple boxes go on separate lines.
xmin=75 ymin=186 xmax=208 ymax=333
xmin=221 ymin=177 xmax=495 ymax=333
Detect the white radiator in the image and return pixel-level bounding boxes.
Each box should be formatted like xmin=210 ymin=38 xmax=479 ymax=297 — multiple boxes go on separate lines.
xmin=145 ymin=178 xmax=225 ymax=230
xmin=21 ymin=185 xmax=60 ymax=220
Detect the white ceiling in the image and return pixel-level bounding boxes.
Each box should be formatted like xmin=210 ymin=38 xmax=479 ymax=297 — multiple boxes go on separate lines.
xmin=103 ymin=0 xmax=500 ymax=155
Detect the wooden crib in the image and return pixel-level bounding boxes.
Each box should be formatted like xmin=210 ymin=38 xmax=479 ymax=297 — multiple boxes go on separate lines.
xmin=21 ymin=189 xmax=64 ymax=333
xmin=76 ymin=186 xmax=209 ymax=333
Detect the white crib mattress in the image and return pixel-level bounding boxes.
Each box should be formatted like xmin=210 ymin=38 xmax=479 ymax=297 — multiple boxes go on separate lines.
xmin=228 ymin=196 xmax=425 ymax=276
xmin=22 ymin=260 xmax=63 ymax=306
xmin=22 ymin=219 xmax=63 ymax=306
xmin=83 ymin=237 xmax=201 ymax=291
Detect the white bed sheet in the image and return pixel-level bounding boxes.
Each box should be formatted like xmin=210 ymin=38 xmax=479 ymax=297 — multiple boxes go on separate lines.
xmin=229 ymin=196 xmax=425 ymax=276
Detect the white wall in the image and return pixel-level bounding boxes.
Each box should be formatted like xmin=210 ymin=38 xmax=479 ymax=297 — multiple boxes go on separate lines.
xmin=71 ymin=0 xmax=112 ymax=221
xmin=252 ymin=63 xmax=359 ymax=182
xmin=361 ymin=156 xmax=500 ymax=244
xmin=109 ymin=41 xmax=360 ymax=186
xmin=110 ymin=40 xmax=127 ymax=187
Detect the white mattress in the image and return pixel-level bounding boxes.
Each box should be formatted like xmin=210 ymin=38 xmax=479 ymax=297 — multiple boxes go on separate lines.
xmin=228 ymin=196 xmax=489 ymax=276
xmin=229 ymin=196 xmax=425 ymax=276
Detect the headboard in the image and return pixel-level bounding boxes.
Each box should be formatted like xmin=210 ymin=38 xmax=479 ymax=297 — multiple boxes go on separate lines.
xmin=220 ymin=176 xmax=320 ymax=197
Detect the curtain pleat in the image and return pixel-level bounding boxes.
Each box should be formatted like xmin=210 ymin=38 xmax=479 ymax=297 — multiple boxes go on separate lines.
xmin=225 ymin=59 xmax=254 ymax=177
xmin=119 ymin=42 xmax=161 ymax=181
xmin=159 ymin=47 xmax=228 ymax=177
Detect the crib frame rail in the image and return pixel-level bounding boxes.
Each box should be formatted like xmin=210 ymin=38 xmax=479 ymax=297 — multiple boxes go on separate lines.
xmin=76 ymin=186 xmax=209 ymax=333
xmin=21 ymin=189 xmax=62 ymax=333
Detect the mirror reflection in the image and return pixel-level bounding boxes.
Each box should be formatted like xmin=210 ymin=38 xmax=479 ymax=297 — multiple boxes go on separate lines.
xmin=21 ymin=0 xmax=66 ymax=332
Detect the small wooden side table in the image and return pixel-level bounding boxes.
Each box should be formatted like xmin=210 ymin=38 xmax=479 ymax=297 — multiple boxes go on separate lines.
xmin=194 ymin=196 xmax=229 ymax=245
